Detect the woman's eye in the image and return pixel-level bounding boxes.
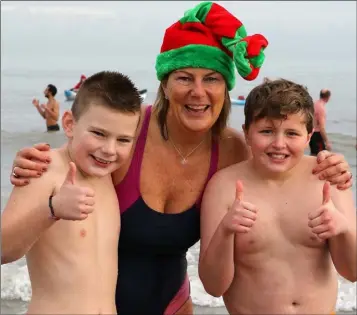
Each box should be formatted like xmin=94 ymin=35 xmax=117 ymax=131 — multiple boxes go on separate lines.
xmin=204 ymin=77 xmax=218 ymax=82
xmin=177 ymin=76 xmax=190 ymax=82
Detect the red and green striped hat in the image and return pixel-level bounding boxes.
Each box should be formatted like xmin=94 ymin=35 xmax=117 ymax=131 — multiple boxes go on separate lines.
xmin=155 ymin=1 xmax=269 ymax=91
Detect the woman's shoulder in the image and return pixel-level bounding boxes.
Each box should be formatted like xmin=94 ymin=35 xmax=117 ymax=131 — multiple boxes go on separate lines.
xmin=217 ymin=127 xmax=251 ymax=169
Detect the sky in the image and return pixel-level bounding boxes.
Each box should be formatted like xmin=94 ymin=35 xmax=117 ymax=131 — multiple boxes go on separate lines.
xmin=1 ymin=1 xmax=356 ymax=75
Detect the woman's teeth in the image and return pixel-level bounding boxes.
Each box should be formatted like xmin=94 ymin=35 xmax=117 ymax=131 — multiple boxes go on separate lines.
xmin=185 ymin=105 xmax=209 ymax=112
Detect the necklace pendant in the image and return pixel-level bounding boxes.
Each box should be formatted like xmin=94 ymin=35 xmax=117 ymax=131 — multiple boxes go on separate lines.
xmin=181 ymin=158 xmax=187 ymax=165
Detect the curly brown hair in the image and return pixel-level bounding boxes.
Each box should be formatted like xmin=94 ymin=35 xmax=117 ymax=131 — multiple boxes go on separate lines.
xmin=244 ymin=79 xmax=314 ymax=133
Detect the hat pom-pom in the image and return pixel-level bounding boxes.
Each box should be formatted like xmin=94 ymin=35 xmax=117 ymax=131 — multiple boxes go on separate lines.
xmin=234 ymin=34 xmax=268 ymax=81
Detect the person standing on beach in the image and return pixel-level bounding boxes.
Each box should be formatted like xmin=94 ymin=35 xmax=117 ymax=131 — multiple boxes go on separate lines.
xmin=32 ymin=84 xmax=60 ymax=132
xmin=309 ymin=89 xmax=331 ymax=155
xmin=199 ymin=79 xmax=356 ymax=314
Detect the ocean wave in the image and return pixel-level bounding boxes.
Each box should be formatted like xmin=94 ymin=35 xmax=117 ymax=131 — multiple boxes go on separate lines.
xmin=1 ymin=263 xmax=31 ymax=302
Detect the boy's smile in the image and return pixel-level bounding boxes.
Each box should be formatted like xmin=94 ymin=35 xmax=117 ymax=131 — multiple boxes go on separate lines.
xmin=63 ymin=104 xmax=139 ymax=178
xmin=244 ymin=112 xmax=312 ymax=176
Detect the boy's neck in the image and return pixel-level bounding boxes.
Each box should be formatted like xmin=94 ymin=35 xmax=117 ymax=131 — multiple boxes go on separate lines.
xmin=249 ymin=159 xmax=299 ymax=186
xmin=63 ymin=144 xmax=95 ymax=181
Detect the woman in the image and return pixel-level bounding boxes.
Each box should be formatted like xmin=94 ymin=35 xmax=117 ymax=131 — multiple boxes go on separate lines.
xmin=9 ymin=2 xmax=353 ymax=314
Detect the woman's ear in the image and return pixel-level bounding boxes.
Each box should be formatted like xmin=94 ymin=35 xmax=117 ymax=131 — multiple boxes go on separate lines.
xmin=62 ymin=110 xmax=76 ymax=138
xmin=161 ymin=78 xmax=169 ymax=100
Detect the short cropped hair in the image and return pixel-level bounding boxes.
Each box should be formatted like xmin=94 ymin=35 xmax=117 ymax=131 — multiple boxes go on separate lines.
xmin=244 ymin=79 xmax=314 ymax=133
xmin=47 ymin=84 xmax=57 ymax=96
xmin=71 ymin=71 xmax=142 ymax=120
xmin=320 ymin=89 xmax=331 ymax=100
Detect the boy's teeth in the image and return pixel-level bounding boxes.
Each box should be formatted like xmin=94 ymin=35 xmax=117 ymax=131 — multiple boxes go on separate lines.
xmin=270 ymin=154 xmax=286 ymax=159
xmin=94 ymin=156 xmax=110 ymax=164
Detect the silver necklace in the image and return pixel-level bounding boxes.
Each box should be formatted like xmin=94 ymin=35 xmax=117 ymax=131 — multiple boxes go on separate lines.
xmin=169 ymin=136 xmax=206 ymax=165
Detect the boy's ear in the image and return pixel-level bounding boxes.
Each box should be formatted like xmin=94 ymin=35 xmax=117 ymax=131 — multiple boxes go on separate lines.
xmin=305 ymin=131 xmax=313 ymax=148
xmin=62 ymin=110 xmax=76 ymax=138
xmin=242 ymin=124 xmax=250 ymax=146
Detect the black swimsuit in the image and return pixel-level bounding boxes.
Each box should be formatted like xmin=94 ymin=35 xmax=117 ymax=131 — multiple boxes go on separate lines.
xmin=115 ymin=106 xmax=218 ymax=314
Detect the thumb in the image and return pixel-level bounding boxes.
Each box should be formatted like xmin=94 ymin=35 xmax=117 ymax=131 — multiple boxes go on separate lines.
xmin=322 ymin=181 xmax=330 ymax=205
xmin=235 ymin=180 xmax=244 ymax=202
xmin=64 ymin=162 xmax=76 ymax=185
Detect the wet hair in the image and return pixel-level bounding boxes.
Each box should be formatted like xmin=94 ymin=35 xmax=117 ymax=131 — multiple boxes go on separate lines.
xmin=320 ymin=89 xmax=331 ymax=100
xmin=71 ymin=71 xmax=142 ymax=120
xmin=244 ymin=78 xmax=314 ymax=133
xmin=152 ymin=77 xmax=231 ymax=140
xmin=47 ymin=84 xmax=57 ymax=96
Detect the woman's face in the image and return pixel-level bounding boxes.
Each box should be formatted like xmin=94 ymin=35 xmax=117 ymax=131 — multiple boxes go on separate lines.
xmin=163 ymin=68 xmax=227 ymax=134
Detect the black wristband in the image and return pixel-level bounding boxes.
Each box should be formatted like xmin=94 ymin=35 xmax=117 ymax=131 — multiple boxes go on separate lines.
xmin=49 ymin=195 xmax=60 ymax=220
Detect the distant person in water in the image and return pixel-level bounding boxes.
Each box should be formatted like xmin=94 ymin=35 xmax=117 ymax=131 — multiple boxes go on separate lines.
xmin=32 ymin=84 xmax=60 ymax=132
xmin=310 ymin=89 xmax=332 ymax=155
xmin=70 ymin=74 xmax=87 ymax=93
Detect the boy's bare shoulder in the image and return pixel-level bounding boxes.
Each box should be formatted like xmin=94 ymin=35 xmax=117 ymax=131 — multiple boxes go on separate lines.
xmin=32 ymin=148 xmax=69 ymax=188
xmin=299 ymin=155 xmax=320 ymax=179
xmin=210 ymin=159 xmax=250 ymax=188
xmin=218 ymin=127 xmax=250 ymax=169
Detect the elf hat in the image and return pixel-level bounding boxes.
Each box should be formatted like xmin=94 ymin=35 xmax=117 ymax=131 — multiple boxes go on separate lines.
xmin=155 ymin=1 xmax=268 ymax=91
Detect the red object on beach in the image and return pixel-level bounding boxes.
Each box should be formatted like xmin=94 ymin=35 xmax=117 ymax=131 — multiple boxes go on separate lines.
xmin=238 ymin=95 xmax=245 ymax=100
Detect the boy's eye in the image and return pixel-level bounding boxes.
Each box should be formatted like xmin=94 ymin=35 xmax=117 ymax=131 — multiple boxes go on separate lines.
xmin=117 ymin=138 xmax=132 ymax=143
xmin=287 ymin=131 xmax=299 ymax=136
xmin=260 ymin=129 xmax=272 ymax=134
xmin=92 ymin=131 xmax=104 ymax=137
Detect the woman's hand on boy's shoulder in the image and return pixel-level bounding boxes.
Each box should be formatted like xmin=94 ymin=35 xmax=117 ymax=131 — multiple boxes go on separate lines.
xmin=312 ymin=150 xmax=353 ymax=190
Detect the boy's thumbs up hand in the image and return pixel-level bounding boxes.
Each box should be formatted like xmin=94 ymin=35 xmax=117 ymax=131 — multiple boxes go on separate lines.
xmin=221 ymin=180 xmax=258 ymax=235
xmin=308 ymin=182 xmax=348 ymax=240
xmin=51 ymin=162 xmax=95 ymax=221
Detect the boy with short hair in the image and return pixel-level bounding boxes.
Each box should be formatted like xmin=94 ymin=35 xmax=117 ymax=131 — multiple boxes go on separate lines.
xmin=199 ymin=79 xmax=356 ymax=314
xmin=1 ymin=71 xmax=142 ymax=314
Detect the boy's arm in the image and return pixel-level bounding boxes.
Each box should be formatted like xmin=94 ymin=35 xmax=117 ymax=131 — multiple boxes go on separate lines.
xmin=1 ymin=174 xmax=57 ymax=264
xmin=329 ymin=187 xmax=356 ymax=282
xmin=199 ymin=172 xmax=235 ymax=297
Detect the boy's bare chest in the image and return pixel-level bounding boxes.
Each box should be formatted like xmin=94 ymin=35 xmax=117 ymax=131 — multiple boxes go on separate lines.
xmin=234 ymin=183 xmax=325 ymax=254
xmin=50 ymin=181 xmax=119 ymax=248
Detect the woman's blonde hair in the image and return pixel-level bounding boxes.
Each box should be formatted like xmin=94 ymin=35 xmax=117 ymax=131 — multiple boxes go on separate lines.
xmin=152 ymin=80 xmax=231 ymax=140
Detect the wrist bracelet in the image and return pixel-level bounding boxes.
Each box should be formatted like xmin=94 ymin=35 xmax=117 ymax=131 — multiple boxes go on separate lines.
xmin=49 ymin=195 xmax=60 ymax=221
